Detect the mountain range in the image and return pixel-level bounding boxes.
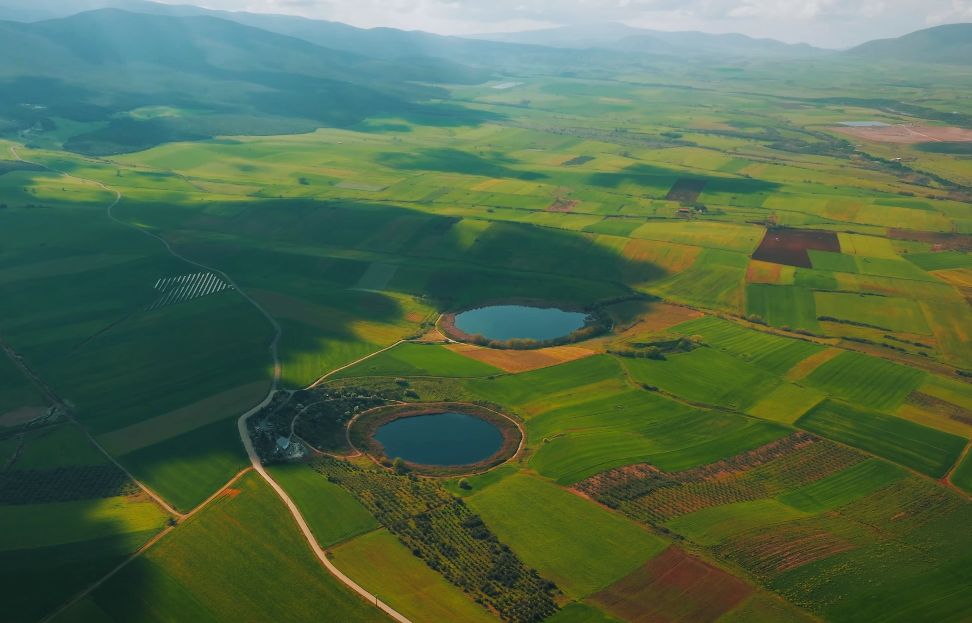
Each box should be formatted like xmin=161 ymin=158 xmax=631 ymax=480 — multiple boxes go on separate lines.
xmin=0 ymin=2 xmax=968 ymax=156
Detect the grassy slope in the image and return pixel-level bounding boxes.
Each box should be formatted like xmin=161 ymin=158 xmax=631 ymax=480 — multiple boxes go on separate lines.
xmin=798 ymin=399 xmax=966 ymax=478
xmin=334 ymin=342 xmax=501 ymax=379
xmin=466 ymin=472 xmax=667 ymax=598
xmin=331 ymin=529 xmax=498 ymax=623
xmin=56 ymin=473 xmax=389 ymax=623
xmin=268 ymin=463 xmax=378 ymax=547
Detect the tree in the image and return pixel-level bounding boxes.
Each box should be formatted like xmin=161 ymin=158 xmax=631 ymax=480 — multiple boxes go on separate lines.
xmin=392 ymin=457 xmax=409 ymax=475
xmin=459 ymin=478 xmax=472 ymax=490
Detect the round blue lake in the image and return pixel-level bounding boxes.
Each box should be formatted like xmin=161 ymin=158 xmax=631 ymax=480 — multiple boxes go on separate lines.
xmin=374 ymin=412 xmax=504 ymax=466
xmin=453 ymin=305 xmax=588 ymax=341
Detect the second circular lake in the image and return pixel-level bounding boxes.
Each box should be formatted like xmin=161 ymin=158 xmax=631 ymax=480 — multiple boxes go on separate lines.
xmin=373 ymin=412 xmax=504 ymax=466
xmin=453 ymin=305 xmax=588 ymax=341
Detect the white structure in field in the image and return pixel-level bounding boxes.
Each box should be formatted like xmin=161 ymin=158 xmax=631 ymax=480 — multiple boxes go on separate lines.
xmin=148 ymin=272 xmax=232 ymax=310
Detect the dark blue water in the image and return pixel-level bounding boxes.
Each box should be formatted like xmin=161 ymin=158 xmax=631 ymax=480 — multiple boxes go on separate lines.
xmin=454 ymin=305 xmax=587 ymax=341
xmin=374 ymin=412 xmax=504 ymax=466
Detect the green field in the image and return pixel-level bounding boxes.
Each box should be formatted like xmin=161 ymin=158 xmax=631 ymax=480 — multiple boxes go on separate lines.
xmin=671 ymin=316 xmax=824 ymax=374
xmin=55 ymin=473 xmax=388 ymax=623
xmin=268 ymin=463 xmax=378 ymax=547
xmin=467 ymin=473 xmax=667 ymax=598
xmin=2 ymin=14 xmax=972 ymax=622
xmin=527 ymin=386 xmax=788 ymax=482
xmin=120 ymin=417 xmax=249 ymax=512
xmin=798 ymin=400 xmax=966 ymax=478
xmin=622 ymin=348 xmax=781 ymax=411
xmin=803 ymin=352 xmax=926 ymax=412
xmin=334 ymin=342 xmax=501 ymax=379
xmin=746 ymin=284 xmax=819 ymax=332
xmin=0 ymin=424 xmax=169 ymax=623
xmin=331 ymin=529 xmax=498 ymax=623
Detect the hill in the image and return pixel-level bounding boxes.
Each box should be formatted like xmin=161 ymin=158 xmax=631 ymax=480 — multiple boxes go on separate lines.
xmin=0 ymin=0 xmax=576 ymax=70
xmin=847 ymin=23 xmax=972 ymax=64
xmin=471 ymin=22 xmax=825 ymax=58
xmin=0 ymin=9 xmax=491 ymax=154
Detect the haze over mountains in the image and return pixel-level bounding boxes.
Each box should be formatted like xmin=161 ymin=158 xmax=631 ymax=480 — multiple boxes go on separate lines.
xmin=848 ymin=23 xmax=972 ymax=65
xmin=470 ymin=22 xmax=826 ymax=58
xmin=0 ymin=1 xmax=969 ymax=156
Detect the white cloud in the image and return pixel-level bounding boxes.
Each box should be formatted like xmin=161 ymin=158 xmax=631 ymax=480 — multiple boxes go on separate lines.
xmin=162 ymin=0 xmax=972 ymax=47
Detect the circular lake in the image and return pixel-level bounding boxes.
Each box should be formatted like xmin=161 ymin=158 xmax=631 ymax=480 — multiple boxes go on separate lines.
xmin=373 ymin=412 xmax=504 ymax=466
xmin=453 ymin=305 xmax=588 ymax=341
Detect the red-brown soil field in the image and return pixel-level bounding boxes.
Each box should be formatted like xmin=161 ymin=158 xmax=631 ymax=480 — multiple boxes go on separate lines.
xmin=751 ymin=228 xmax=840 ymax=268
xmin=592 ymin=546 xmax=753 ymax=623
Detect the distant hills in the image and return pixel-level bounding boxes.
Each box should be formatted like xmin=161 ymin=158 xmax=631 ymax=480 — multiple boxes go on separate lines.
xmin=0 ymin=0 xmax=577 ymax=68
xmin=0 ymin=2 xmax=968 ymax=156
xmin=0 ymin=9 xmax=494 ymax=154
xmin=848 ymin=23 xmax=972 ymax=65
xmin=0 ymin=0 xmax=967 ymax=65
xmin=471 ymin=23 xmax=825 ymax=59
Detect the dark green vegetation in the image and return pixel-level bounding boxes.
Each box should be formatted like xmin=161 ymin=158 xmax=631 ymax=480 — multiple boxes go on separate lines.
xmin=55 ymin=473 xmax=388 ymax=623
xmin=0 ymin=423 xmax=168 ymax=623
xmin=314 ymin=457 xmax=559 ymax=622
xmin=1 ymin=6 xmax=971 ymax=623
xmin=0 ymin=10 xmax=491 ymax=155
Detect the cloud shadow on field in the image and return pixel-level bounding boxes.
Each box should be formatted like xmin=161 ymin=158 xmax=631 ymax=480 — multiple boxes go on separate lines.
xmin=375 ymin=148 xmax=546 ymax=180
xmin=0 ymin=422 xmax=166 ymax=623
xmin=587 ymin=163 xmax=781 ymax=195
xmin=4 ymin=182 xmax=669 ymax=619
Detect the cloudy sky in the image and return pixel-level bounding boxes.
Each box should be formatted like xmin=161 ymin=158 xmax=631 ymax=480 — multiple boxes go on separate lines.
xmin=160 ymin=0 xmax=972 ymax=48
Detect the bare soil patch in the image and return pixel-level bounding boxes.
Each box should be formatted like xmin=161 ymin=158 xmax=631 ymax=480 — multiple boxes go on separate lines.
xmin=445 ymin=342 xmax=595 ymax=373
xmin=833 ymin=124 xmax=972 ymax=144
xmin=592 ymin=546 xmax=752 ymax=623
xmin=414 ymin=326 xmax=448 ymax=343
xmin=666 ymin=179 xmax=707 ymax=203
xmin=547 ymin=198 xmax=579 ymax=212
xmin=931 ymin=268 xmax=972 ymax=292
xmin=786 ymin=348 xmax=843 ymax=381
xmin=752 ymin=228 xmax=840 ymax=268
xmin=746 ymin=260 xmax=783 ymax=284
xmin=906 ymin=391 xmax=972 ymax=426
xmin=717 ymin=525 xmax=856 ymax=575
xmin=0 ymin=406 xmax=46 ymax=428
xmin=888 ymin=229 xmax=972 ymax=252
xmin=616 ymin=303 xmax=704 ymax=338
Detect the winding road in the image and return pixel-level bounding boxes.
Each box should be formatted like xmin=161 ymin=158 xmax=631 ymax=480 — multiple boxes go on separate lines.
xmin=11 ymin=146 xmax=412 ymax=623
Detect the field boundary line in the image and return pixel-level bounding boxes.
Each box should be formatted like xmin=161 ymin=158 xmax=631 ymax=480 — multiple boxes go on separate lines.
xmin=37 ymin=464 xmax=260 ymax=621
xmin=307 ymin=340 xmax=405 ymax=388
xmin=944 ymin=440 xmax=971 ymax=497
xmin=9 ymin=145 xmax=412 ymax=621
xmin=238 ymin=341 xmax=416 ymax=623
xmin=38 ymin=525 xmax=175 ymax=623
xmin=183 ymin=466 xmax=254 ymax=518
xmin=0 ymin=332 xmax=185 ymax=518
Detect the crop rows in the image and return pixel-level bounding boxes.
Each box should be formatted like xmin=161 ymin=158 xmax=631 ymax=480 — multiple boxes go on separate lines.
xmin=714 ymin=524 xmax=856 ymax=578
xmin=0 ymin=465 xmax=138 ymax=504
xmin=575 ymin=432 xmax=862 ymax=523
xmin=312 ymin=458 xmax=558 ymax=623
xmin=147 ymin=272 xmax=231 ymax=310
xmin=714 ymin=476 xmax=969 ymax=594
